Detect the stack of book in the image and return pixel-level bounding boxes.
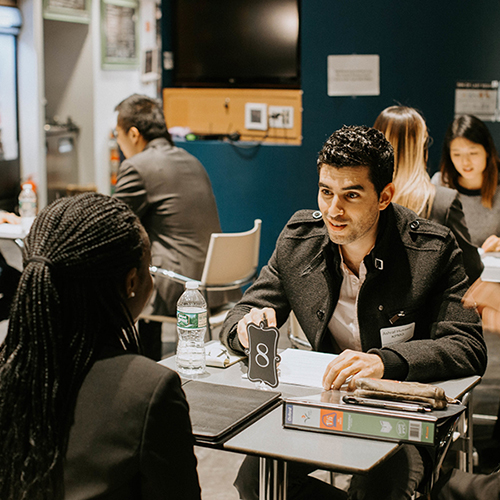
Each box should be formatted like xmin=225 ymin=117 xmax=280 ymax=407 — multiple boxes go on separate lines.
xmin=282 ymin=391 xmax=465 ymax=446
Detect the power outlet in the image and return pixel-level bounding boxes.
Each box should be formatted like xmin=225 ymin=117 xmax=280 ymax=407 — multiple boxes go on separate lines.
xmin=268 ymin=106 xmax=294 ymax=129
xmin=245 ymin=103 xmax=268 ymax=131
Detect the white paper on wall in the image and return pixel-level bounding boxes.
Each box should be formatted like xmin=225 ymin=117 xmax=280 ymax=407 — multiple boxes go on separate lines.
xmin=327 ymin=54 xmax=380 ymax=97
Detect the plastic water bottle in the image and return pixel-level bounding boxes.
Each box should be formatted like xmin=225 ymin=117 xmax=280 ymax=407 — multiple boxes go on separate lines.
xmin=18 ymin=183 xmax=37 ymax=232
xmin=176 ymin=281 xmax=207 ymax=376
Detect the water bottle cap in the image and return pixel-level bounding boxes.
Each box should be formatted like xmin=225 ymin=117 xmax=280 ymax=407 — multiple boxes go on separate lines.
xmin=185 ymin=281 xmax=199 ymax=290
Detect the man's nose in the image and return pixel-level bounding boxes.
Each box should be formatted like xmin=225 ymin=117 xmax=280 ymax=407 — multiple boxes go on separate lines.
xmin=328 ymin=196 xmax=344 ymax=217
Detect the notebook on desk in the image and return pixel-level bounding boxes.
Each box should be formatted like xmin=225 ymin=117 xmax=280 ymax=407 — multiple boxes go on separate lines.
xmin=182 ymin=380 xmax=281 ymax=444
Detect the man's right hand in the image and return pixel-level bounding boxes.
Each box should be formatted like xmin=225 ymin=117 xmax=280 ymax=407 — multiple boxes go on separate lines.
xmin=236 ymin=307 xmax=277 ymax=348
xmin=0 ymin=212 xmax=20 ymax=225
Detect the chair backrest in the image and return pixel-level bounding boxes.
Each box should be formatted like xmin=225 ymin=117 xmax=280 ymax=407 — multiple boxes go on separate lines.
xmin=288 ymin=311 xmax=312 ymax=350
xmin=200 ymin=219 xmax=262 ymax=289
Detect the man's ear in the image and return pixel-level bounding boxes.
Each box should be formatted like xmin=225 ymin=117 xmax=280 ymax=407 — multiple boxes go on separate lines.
xmin=125 ymin=267 xmax=138 ymax=299
xmin=127 ymin=126 xmax=141 ymax=145
xmin=379 ymin=182 xmax=395 ymax=210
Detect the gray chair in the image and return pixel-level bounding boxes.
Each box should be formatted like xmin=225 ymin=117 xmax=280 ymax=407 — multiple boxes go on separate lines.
xmin=141 ymin=219 xmax=262 ymax=338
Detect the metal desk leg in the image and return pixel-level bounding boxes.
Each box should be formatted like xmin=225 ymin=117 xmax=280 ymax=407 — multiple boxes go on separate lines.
xmin=457 ymin=391 xmax=474 ymax=472
xmin=259 ymin=457 xmax=287 ymax=500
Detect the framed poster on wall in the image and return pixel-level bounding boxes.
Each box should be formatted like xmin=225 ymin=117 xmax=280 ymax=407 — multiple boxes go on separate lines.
xmin=101 ymin=0 xmax=139 ymax=70
xmin=142 ymin=47 xmax=160 ymax=83
xmin=455 ymin=81 xmax=499 ymax=122
xmin=43 ymin=0 xmax=91 ymax=24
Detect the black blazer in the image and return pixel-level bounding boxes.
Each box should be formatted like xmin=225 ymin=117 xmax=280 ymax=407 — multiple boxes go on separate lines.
xmin=64 ymin=352 xmax=201 ymax=499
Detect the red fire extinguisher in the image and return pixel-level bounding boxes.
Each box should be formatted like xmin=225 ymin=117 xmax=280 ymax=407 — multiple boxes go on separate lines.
xmin=109 ymin=130 xmax=120 ymax=193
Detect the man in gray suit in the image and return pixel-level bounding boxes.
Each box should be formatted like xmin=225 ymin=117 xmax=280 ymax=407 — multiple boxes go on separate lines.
xmin=114 ymin=94 xmax=222 ymax=360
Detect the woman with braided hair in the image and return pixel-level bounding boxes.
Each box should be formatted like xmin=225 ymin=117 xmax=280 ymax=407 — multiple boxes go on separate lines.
xmin=0 ymin=193 xmax=201 ymax=499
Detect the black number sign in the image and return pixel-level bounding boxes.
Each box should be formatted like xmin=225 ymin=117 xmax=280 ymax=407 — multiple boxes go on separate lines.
xmin=247 ymin=321 xmax=280 ymax=388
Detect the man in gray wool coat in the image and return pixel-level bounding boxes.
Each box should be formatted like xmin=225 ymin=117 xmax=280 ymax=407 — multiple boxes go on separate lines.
xmin=221 ymin=125 xmax=487 ymax=500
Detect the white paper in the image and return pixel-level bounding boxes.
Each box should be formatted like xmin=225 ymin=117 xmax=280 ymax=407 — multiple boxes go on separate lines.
xmin=327 ymin=54 xmax=380 ymax=96
xmin=205 ymin=340 xmax=246 ymax=368
xmin=0 ymin=223 xmax=25 ymax=238
xmin=481 ymin=253 xmax=500 ymax=282
xmin=278 ymin=348 xmax=338 ymax=389
xmin=454 ymin=81 xmax=498 ymax=122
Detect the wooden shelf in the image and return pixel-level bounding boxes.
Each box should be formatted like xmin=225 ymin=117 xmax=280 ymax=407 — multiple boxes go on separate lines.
xmin=163 ymin=88 xmax=302 ymax=145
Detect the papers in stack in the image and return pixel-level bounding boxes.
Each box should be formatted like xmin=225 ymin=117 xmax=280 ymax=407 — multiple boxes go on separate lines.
xmin=0 ymin=223 xmax=25 ymax=238
xmin=278 ymin=348 xmax=338 ymax=389
xmin=481 ymin=252 xmax=500 ymax=282
xmin=205 ymin=340 xmax=246 ymax=368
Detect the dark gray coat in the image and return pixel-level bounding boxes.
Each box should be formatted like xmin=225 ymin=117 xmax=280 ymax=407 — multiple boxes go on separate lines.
xmin=221 ymin=204 xmax=487 ymax=382
xmin=114 ymin=138 xmax=222 ymax=315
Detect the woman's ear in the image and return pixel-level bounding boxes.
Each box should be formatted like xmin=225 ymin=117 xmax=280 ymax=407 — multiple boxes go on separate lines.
xmin=125 ymin=267 xmax=138 ymax=299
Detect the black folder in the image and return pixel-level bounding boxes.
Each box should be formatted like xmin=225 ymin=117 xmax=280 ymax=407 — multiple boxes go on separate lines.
xmin=182 ymin=380 xmax=281 ymax=445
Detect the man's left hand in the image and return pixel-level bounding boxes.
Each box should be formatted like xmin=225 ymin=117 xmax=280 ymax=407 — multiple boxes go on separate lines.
xmin=322 ymin=349 xmax=384 ymax=391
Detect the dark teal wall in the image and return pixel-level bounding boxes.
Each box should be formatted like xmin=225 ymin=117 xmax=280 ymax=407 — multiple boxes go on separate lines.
xmin=163 ymin=0 xmax=500 ymax=267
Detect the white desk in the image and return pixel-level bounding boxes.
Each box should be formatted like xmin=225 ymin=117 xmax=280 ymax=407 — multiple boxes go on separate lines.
xmin=223 ymin=374 xmax=480 ymax=499
xmin=161 ymin=355 xmax=480 ymax=499
xmin=0 ymin=223 xmax=26 ymax=271
xmin=225 ymin=404 xmax=399 ymax=471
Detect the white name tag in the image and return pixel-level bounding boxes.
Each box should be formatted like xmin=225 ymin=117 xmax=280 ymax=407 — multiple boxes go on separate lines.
xmin=380 ymin=322 xmax=415 ymax=347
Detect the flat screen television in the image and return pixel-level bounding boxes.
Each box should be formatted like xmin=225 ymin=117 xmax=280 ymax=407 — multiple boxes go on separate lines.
xmin=172 ymin=0 xmax=300 ymax=88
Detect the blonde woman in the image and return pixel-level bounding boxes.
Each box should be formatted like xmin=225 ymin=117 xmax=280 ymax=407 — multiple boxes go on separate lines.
xmin=374 ymin=105 xmax=482 ymax=282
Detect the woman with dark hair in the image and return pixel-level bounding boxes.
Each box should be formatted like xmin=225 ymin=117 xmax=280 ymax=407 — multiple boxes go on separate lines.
xmin=0 ymin=193 xmax=201 ymax=500
xmin=432 ymin=114 xmax=500 ymax=252
xmin=374 ymin=106 xmax=482 ymax=282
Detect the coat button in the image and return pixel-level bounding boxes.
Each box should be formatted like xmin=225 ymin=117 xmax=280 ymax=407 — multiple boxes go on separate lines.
xmin=410 ymin=220 xmax=419 ymax=230
xmin=312 ymin=211 xmax=322 ymax=219
xmin=378 ymin=305 xmax=384 ymax=311
xmin=317 ymin=310 xmax=325 ymax=320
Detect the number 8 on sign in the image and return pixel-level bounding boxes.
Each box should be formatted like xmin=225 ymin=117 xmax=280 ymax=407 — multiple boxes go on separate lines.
xmin=247 ymin=320 xmax=280 ymax=388
xmin=255 ymin=343 xmax=270 ymax=368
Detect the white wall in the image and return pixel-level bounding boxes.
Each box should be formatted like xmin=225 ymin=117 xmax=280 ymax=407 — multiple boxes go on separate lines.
xmin=18 ymin=0 xmax=46 ymax=207
xmin=17 ymin=0 xmax=160 ymax=207
xmin=91 ymin=0 xmax=158 ymax=195
xmin=44 ymin=19 xmax=95 ymax=186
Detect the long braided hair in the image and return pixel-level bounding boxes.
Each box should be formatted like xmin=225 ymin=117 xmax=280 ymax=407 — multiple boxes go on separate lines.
xmin=0 ymin=193 xmax=144 ymax=499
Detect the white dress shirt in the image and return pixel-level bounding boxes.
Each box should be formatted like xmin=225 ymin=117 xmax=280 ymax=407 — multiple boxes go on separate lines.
xmin=328 ymin=254 xmax=367 ymax=351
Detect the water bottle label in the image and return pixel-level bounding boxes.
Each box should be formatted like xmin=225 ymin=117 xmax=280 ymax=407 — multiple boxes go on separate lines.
xmin=177 ymin=310 xmax=207 ymax=328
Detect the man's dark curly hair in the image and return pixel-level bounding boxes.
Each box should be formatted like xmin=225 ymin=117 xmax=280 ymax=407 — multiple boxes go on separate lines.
xmin=317 ymin=125 xmax=394 ymax=196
